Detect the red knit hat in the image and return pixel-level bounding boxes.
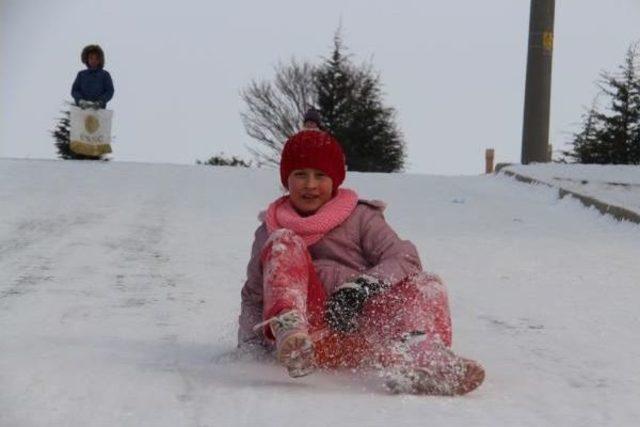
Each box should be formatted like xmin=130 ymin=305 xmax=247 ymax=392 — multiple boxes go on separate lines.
xmin=280 ymin=130 xmax=346 ymax=189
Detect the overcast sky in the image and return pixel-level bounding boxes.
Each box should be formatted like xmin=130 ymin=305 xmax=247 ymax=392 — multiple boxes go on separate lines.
xmin=2 ymin=0 xmax=639 ymax=175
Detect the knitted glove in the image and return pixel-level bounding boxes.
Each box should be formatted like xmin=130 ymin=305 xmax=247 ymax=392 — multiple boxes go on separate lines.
xmin=325 ymin=275 xmax=389 ymax=333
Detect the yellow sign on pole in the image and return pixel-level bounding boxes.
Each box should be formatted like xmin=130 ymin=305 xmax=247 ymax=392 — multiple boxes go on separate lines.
xmin=542 ymin=31 xmax=554 ymax=52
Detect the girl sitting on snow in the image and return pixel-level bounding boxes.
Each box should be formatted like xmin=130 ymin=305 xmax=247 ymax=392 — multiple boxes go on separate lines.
xmin=237 ymin=130 xmax=485 ymax=395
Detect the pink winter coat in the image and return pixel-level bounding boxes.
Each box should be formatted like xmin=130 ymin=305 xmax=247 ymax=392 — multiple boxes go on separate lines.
xmin=237 ymin=200 xmax=422 ymax=347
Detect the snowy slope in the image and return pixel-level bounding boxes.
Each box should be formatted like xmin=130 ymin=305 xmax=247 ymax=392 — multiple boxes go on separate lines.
xmin=1 ymin=159 xmax=639 ymax=427
xmin=504 ymin=163 xmax=640 ymax=215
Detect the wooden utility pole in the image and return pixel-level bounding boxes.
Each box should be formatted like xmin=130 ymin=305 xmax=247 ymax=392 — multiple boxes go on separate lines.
xmin=521 ymin=0 xmax=555 ymax=164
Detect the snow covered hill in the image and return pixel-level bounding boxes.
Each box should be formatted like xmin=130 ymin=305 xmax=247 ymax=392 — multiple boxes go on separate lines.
xmin=1 ymin=159 xmax=639 ymax=427
xmin=504 ymin=163 xmax=640 ymax=218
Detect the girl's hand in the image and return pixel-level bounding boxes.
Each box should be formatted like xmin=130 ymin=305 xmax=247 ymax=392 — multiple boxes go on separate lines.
xmin=325 ymin=275 xmax=388 ymax=332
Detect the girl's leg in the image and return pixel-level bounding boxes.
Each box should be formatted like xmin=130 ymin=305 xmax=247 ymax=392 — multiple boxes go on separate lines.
xmin=314 ymin=272 xmax=450 ymax=369
xmin=260 ymin=229 xmax=324 ymax=377
xmin=357 ymin=272 xmax=484 ymax=395
xmin=261 ymin=229 xmax=311 ymax=326
xmin=359 ymin=272 xmax=452 ymax=352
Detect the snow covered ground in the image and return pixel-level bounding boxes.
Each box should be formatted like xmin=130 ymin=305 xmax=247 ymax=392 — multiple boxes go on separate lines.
xmin=1 ymin=158 xmax=639 ymax=427
xmin=504 ymin=163 xmax=640 ymax=215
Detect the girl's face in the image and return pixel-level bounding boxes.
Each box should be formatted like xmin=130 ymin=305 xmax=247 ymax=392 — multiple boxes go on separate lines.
xmin=287 ymin=168 xmax=334 ymax=216
xmin=87 ymin=53 xmax=100 ymax=69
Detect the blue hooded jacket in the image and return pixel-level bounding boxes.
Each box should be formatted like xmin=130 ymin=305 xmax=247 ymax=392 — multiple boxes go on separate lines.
xmin=71 ymin=69 xmax=114 ymax=107
xmin=71 ymin=45 xmax=114 ymax=108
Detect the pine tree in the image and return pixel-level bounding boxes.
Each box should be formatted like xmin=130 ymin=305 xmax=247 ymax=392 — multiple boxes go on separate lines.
xmin=240 ymin=30 xmax=406 ymax=172
xmin=52 ymin=109 xmax=73 ymax=159
xmin=315 ymin=32 xmax=405 ymax=172
xmin=627 ymin=45 xmax=640 ymax=163
xmin=563 ymin=99 xmax=605 ymax=163
xmin=315 ymin=33 xmax=354 ymax=142
xmin=597 ymin=43 xmax=640 ymax=164
xmin=564 ymin=43 xmax=640 ymax=164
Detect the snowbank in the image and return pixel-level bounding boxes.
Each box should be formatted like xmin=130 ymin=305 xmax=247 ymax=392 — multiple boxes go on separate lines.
xmin=504 ymin=163 xmax=640 ymax=215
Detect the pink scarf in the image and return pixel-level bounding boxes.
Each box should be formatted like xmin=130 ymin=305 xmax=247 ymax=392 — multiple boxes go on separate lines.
xmin=265 ymin=188 xmax=359 ymax=246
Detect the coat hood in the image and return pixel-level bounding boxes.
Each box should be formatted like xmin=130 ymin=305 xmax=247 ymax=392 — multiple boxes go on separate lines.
xmin=81 ymin=44 xmax=105 ymax=69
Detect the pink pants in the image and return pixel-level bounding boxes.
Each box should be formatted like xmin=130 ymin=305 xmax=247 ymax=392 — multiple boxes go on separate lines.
xmin=262 ymin=229 xmax=452 ymax=369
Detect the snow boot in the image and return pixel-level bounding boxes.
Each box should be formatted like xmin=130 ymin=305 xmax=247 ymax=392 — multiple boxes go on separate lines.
xmin=383 ymin=333 xmax=485 ymax=395
xmin=269 ymin=310 xmax=316 ymax=378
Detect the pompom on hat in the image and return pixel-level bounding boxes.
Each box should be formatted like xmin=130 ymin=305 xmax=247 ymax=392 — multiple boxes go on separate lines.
xmin=302 ymin=108 xmax=323 ymax=128
xmin=280 ymin=130 xmax=346 ymax=190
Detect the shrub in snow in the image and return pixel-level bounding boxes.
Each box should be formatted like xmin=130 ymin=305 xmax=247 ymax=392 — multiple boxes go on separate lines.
xmin=197 ymin=153 xmax=251 ymax=167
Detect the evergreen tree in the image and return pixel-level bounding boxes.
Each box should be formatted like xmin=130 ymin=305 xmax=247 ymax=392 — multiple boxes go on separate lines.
xmin=563 ymin=99 xmax=605 ymax=163
xmin=564 ymin=43 xmax=640 ymax=164
xmin=597 ymin=43 xmax=640 ymax=164
xmin=240 ymin=30 xmax=406 ymax=172
xmin=315 ymin=32 xmax=405 ymax=172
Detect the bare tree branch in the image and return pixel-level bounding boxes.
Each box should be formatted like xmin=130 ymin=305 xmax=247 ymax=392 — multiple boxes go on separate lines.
xmin=240 ymin=58 xmax=318 ymax=165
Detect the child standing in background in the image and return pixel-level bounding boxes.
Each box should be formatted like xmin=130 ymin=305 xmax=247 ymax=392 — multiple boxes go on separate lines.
xmin=71 ymin=44 xmax=114 ymax=109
